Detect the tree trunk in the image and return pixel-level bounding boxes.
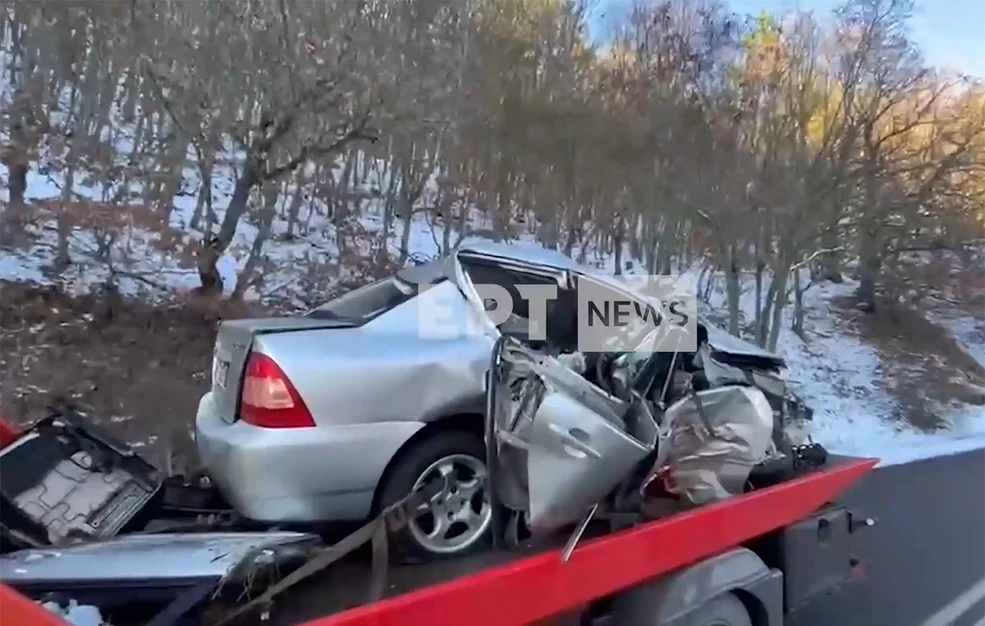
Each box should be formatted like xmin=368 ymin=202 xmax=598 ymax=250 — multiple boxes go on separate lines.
xmin=190 ymin=180 xmax=207 ymax=230
xmin=819 ymin=228 xmax=843 ymax=283
xmin=725 ymin=246 xmax=741 ymax=336
xmin=196 ymin=161 xmax=258 ymax=295
xmin=382 ymin=159 xmax=399 ymax=239
xmin=696 ymin=265 xmax=710 ymax=302
xmin=398 ymin=193 xmax=415 ymax=264
xmin=753 ymin=256 xmax=764 ymax=345
xmin=857 ymin=221 xmax=881 ymax=311
xmin=54 ymin=166 xmax=75 ymax=273
xmin=766 ymin=267 xmax=790 ymax=352
xmin=6 ymin=162 xmax=27 ymax=208
xmin=189 ymin=150 xmax=214 ymax=232
xmin=792 ymin=268 xmax=806 ymax=340
xmin=454 ymin=194 xmax=470 ymax=247
xmin=231 ymin=182 xmax=279 ymax=300
xmin=283 ymin=175 xmax=306 ymax=241
xmin=613 ymin=217 xmax=624 ymax=276
xmin=438 ymin=186 xmax=454 ymax=255
xmin=857 ymin=152 xmax=881 ymax=311
xmin=5 ymin=85 xmax=29 ymax=211
xmin=156 ymin=138 xmax=187 ymax=226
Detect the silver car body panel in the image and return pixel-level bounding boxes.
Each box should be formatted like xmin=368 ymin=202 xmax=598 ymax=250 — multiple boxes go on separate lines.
xmin=456 ymin=239 xmax=584 ymax=273
xmin=460 ymin=242 xmax=788 ymax=365
xmin=210 ymin=316 xmax=359 ymax=423
xmin=260 ymin=280 xmax=493 ymax=427
xmin=698 ymin=343 xmax=787 ymax=391
xmin=0 ymin=531 xmax=318 ymax=584
xmin=196 ymin=392 xmax=427 ymax=520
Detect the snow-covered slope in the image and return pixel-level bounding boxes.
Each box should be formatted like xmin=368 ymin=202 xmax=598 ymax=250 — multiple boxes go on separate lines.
xmin=774 ymin=280 xmax=985 ymax=466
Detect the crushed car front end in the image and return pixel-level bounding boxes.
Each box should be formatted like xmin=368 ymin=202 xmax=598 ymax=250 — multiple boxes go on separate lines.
xmin=486 ymin=318 xmax=825 ymax=541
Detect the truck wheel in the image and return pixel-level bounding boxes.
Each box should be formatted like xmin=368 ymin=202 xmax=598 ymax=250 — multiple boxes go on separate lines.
xmin=684 ymin=594 xmax=752 ymax=626
xmin=377 ymin=431 xmax=491 ymax=563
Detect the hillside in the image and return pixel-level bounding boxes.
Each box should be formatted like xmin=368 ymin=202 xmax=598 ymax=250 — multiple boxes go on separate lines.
xmin=1 ymin=155 xmax=983 ymax=467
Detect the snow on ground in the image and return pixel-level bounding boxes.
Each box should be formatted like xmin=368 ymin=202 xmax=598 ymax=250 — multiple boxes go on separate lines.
xmin=686 ymin=267 xmax=984 ymax=466
xmin=772 ymin=280 xmax=985 ymax=466
xmin=926 ymin=298 xmax=985 ymax=370
xmin=2 ymin=144 xmax=983 ymax=467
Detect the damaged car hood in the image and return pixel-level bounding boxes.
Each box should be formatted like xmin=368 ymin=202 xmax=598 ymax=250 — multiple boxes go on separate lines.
xmin=703 ymin=324 xmax=785 ymax=369
xmin=0 ymin=531 xmax=319 ymax=584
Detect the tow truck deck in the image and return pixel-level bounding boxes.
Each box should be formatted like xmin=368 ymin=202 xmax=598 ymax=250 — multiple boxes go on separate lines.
xmin=0 ymin=416 xmax=877 ymax=626
xmin=238 ymin=456 xmax=876 ymax=626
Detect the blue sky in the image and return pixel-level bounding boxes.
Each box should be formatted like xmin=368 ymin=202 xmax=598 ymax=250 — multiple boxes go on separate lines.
xmin=589 ymin=0 xmax=984 ymax=78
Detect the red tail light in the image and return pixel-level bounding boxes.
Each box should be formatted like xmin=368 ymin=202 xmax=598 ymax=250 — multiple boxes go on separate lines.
xmin=239 ymin=353 xmax=315 ymax=428
xmin=0 ymin=417 xmax=22 ymax=449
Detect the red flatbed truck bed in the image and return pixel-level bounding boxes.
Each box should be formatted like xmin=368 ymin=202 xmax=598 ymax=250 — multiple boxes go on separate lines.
xmin=0 ymin=407 xmax=876 ymax=626
xmin=249 ymin=456 xmax=878 ymax=626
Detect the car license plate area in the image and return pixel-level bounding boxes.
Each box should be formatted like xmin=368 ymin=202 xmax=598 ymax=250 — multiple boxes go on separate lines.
xmin=213 ymin=356 xmax=230 ymax=390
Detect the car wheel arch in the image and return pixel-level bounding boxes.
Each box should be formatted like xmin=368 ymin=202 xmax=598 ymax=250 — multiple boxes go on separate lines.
xmin=370 ymin=412 xmax=485 ymax=515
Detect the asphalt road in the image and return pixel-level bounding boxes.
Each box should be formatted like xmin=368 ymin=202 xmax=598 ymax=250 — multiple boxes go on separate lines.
xmin=793 ymin=448 xmax=985 ymax=626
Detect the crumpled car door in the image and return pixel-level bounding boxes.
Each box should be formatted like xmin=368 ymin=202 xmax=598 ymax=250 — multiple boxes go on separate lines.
xmin=488 ymin=339 xmax=660 ymax=537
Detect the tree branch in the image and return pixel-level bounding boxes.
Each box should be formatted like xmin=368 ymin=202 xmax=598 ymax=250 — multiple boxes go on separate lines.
xmin=261 ymin=113 xmax=378 ymax=182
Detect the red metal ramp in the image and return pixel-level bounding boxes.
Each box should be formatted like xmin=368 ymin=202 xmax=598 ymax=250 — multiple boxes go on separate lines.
xmin=302 ymin=457 xmax=877 ymax=626
xmin=0 ymin=583 xmax=65 ymax=626
xmin=0 ymin=416 xmax=22 ymax=449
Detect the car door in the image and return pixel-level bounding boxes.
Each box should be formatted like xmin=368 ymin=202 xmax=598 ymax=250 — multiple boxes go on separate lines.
xmin=489 ymin=338 xmax=659 ymax=537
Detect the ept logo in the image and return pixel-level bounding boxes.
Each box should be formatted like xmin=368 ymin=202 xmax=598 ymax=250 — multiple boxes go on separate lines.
xmin=414 ymin=274 xmax=697 ymax=353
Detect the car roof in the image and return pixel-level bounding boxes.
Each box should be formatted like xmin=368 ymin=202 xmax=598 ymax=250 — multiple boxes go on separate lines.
xmin=455 ymin=239 xmax=584 ymax=272
xmin=453 ymin=240 xmax=785 ymax=363
xmin=396 ymin=257 xmax=450 ymax=285
xmin=454 ymin=239 xmax=648 ymax=299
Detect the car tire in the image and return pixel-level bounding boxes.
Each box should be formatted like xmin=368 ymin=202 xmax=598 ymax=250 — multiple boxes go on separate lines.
xmin=682 ymin=594 xmax=752 ymax=626
xmin=377 ymin=430 xmax=491 ymax=564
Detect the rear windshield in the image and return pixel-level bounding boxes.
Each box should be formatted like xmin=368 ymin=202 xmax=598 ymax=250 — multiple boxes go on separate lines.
xmin=308 ymin=277 xmax=417 ymax=322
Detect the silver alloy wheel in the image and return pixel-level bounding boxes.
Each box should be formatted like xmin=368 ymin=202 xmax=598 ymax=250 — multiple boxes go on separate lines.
xmin=408 ymin=453 xmax=491 ymax=554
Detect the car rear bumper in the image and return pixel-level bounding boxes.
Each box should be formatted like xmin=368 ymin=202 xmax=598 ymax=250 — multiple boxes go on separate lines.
xmin=194 ymin=392 xmax=425 ymax=523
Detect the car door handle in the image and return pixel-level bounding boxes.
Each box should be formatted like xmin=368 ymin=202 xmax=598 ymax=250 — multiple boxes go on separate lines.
xmin=547 ymin=423 xmax=601 ymax=459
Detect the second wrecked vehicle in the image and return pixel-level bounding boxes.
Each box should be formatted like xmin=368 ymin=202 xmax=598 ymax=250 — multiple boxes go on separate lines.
xmin=195 ymin=240 xmax=818 ymax=561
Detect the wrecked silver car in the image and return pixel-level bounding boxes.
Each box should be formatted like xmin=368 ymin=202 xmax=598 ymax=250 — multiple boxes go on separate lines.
xmin=195 ymin=240 xmax=818 ymax=562
xmin=486 ymin=329 xmax=817 ymax=543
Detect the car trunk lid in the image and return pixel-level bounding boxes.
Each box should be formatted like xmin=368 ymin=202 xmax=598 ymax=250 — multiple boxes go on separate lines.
xmin=211 ymin=317 xmax=355 ymax=423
